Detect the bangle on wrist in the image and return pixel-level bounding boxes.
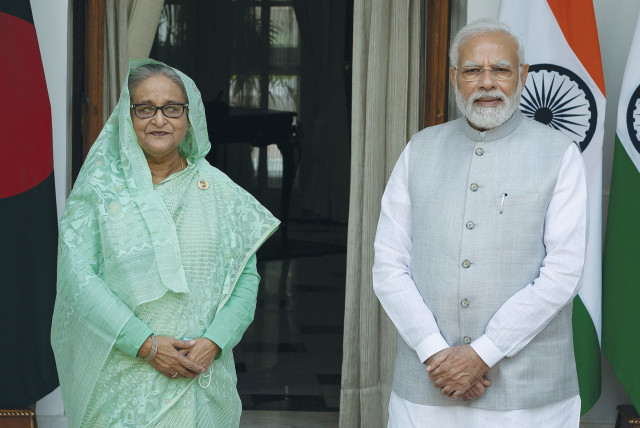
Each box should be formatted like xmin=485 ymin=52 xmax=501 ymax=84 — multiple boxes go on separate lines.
xmin=144 ymin=334 xmax=158 ymax=362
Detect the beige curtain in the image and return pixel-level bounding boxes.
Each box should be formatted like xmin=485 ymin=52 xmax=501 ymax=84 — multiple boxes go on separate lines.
xmin=340 ymin=0 xmax=424 ymax=426
xmin=104 ymin=0 xmax=165 ymax=121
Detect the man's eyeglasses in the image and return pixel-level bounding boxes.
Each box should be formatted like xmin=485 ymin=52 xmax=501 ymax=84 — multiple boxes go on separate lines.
xmin=455 ymin=65 xmax=521 ymax=82
xmin=130 ymin=103 xmax=189 ymax=119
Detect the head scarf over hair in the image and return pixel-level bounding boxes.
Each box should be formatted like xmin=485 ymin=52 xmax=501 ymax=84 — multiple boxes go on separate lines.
xmin=51 ymin=59 xmax=279 ymax=427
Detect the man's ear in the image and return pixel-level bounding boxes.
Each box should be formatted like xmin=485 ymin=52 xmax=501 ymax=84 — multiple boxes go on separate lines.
xmin=520 ymin=63 xmax=529 ymax=87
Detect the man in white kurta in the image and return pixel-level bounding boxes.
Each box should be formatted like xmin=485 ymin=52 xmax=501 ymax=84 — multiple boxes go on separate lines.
xmin=372 ymin=19 xmax=587 ymax=428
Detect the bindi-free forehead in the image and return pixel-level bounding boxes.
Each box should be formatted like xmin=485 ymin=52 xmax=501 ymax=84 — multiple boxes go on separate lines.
xmin=456 ymin=32 xmax=519 ymax=69
xmin=131 ymin=75 xmax=186 ymax=105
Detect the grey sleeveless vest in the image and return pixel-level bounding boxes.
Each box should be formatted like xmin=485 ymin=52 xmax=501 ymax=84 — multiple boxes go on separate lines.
xmin=391 ymin=111 xmax=580 ymax=410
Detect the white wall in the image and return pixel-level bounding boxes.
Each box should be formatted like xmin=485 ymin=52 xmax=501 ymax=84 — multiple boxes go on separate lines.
xmin=466 ymin=1 xmax=640 ymax=426
xmin=31 ymin=0 xmax=72 ymax=425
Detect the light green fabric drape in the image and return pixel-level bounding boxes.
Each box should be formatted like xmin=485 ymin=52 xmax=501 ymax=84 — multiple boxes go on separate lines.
xmin=51 ymin=59 xmax=279 ymax=427
xmin=340 ymin=1 xmax=424 ymax=426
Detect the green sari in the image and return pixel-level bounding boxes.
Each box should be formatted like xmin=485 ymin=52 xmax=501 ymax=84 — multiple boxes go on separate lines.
xmin=51 ymin=59 xmax=279 ymax=427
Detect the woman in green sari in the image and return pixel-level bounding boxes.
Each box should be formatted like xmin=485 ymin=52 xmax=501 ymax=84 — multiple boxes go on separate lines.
xmin=51 ymin=59 xmax=279 ymax=427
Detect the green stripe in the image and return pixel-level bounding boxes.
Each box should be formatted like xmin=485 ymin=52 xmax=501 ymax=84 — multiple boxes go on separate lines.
xmin=603 ymin=136 xmax=640 ymax=412
xmin=572 ymin=296 xmax=601 ymax=415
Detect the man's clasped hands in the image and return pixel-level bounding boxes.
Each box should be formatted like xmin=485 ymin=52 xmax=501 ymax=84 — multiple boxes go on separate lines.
xmin=425 ymin=345 xmax=491 ymax=400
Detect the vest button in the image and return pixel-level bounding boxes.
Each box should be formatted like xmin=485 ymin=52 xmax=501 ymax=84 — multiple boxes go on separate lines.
xmin=470 ymin=183 xmax=479 ymax=192
xmin=464 ymin=336 xmax=471 ymax=344
xmin=462 ymin=260 xmax=471 ymax=268
xmin=461 ymin=299 xmax=469 ymax=308
xmin=466 ymin=221 xmax=475 ymax=230
xmin=475 ymin=147 xmax=484 ymax=156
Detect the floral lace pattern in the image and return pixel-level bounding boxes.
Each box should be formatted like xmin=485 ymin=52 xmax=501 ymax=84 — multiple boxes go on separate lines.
xmin=83 ymin=166 xmax=246 ymax=427
xmin=51 ymin=59 xmax=279 ymax=427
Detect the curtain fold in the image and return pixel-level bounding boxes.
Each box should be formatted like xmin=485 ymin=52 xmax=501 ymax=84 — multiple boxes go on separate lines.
xmin=340 ymin=0 xmax=424 ymax=426
xmin=128 ymin=0 xmax=165 ymax=59
xmin=292 ymin=1 xmax=351 ymax=222
xmin=104 ymin=0 xmax=165 ymax=122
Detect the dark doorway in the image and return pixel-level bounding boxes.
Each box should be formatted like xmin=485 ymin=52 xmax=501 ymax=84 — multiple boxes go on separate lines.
xmin=147 ymin=0 xmax=353 ymax=420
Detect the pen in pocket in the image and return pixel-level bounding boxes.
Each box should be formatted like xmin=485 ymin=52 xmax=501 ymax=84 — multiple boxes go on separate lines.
xmin=500 ymin=193 xmax=507 ymax=214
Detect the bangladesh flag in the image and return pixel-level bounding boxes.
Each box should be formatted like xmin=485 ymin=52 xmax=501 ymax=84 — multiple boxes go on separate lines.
xmin=499 ymin=0 xmax=605 ymax=414
xmin=603 ymin=11 xmax=640 ymax=412
xmin=0 ymin=0 xmax=59 ymax=406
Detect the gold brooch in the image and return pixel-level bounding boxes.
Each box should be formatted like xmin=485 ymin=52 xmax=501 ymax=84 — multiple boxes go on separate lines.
xmin=197 ymin=179 xmax=209 ymax=190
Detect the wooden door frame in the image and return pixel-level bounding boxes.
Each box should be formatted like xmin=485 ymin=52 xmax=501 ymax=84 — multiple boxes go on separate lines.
xmin=71 ymin=0 xmax=104 ymax=181
xmin=423 ymin=0 xmax=451 ymax=128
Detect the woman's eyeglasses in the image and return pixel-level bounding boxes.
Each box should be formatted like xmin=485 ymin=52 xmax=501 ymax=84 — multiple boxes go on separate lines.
xmin=130 ymin=103 xmax=188 ymax=119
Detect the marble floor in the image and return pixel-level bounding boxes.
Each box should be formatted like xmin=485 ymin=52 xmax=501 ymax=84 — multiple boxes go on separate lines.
xmin=240 ymin=410 xmax=339 ymax=427
xmin=235 ymin=222 xmax=347 ymax=426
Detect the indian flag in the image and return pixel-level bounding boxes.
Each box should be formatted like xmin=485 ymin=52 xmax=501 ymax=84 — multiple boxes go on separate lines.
xmin=603 ymin=12 xmax=640 ymax=412
xmin=499 ymin=0 xmax=605 ymax=414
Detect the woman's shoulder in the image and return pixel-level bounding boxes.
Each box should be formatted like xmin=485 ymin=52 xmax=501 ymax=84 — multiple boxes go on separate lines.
xmin=193 ymin=160 xmax=245 ymax=191
xmin=193 ymin=160 xmax=278 ymax=220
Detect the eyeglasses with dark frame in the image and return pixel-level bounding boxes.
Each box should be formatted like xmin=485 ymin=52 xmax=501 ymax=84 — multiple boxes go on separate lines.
xmin=130 ymin=103 xmax=189 ymax=119
xmin=455 ymin=65 xmax=522 ymax=82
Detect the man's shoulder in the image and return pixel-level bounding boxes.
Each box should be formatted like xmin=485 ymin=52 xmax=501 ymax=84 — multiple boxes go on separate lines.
xmin=518 ymin=115 xmax=576 ymax=147
xmin=410 ymin=117 xmax=467 ymax=143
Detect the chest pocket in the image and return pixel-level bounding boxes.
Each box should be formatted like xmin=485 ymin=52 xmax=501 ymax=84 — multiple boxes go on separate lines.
xmin=495 ymin=193 xmax=540 ymax=207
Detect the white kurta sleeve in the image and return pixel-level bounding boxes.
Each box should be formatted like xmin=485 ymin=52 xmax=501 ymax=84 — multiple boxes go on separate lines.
xmin=471 ymin=143 xmax=588 ymax=367
xmin=373 ymin=141 xmax=449 ymax=364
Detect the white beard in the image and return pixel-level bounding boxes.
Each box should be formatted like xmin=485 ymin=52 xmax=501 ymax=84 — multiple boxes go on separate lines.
xmin=455 ymin=79 xmax=522 ymax=130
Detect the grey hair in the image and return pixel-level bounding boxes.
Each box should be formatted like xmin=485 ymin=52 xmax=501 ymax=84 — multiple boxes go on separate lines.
xmin=128 ymin=63 xmax=188 ymax=102
xmin=449 ymin=18 xmax=525 ymax=68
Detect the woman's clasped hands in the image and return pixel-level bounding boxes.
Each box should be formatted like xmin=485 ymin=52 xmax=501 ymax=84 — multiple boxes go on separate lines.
xmin=138 ymin=335 xmax=221 ymax=379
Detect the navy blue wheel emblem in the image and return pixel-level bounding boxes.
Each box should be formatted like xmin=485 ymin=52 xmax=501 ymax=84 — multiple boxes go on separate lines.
xmin=626 ymin=84 xmax=640 ymax=154
xmin=520 ymin=63 xmax=597 ymax=152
